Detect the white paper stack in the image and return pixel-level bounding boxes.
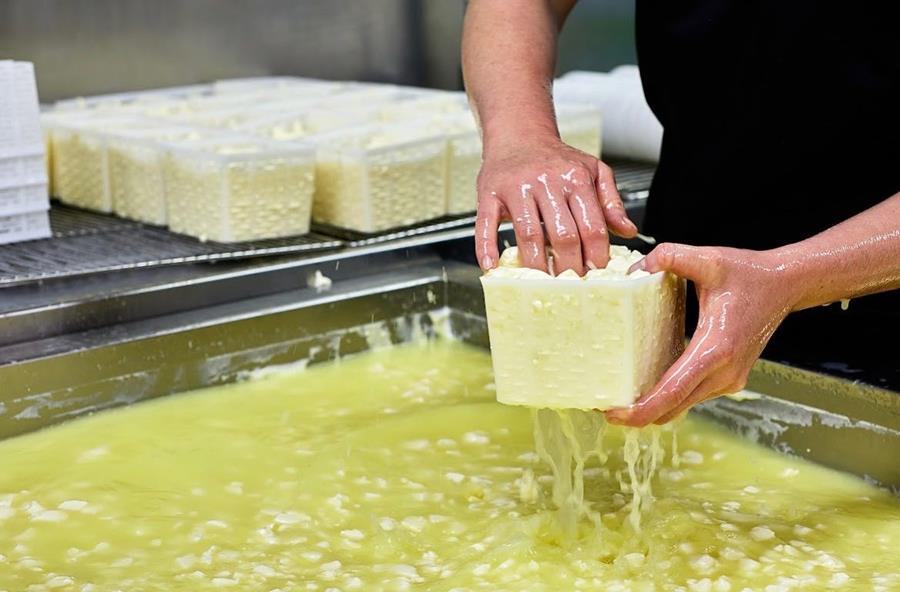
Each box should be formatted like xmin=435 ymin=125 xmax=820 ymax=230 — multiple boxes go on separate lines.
xmin=0 ymin=60 xmax=50 ymax=244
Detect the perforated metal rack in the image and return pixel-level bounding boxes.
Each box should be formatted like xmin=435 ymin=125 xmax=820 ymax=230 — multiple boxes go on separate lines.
xmin=314 ymin=157 xmax=656 ymax=246
xmin=0 ymin=158 xmax=655 ymax=287
xmin=313 ymin=215 xmax=479 ymax=247
xmin=610 ymin=157 xmax=656 ymax=200
xmin=0 ymin=205 xmax=343 ymax=286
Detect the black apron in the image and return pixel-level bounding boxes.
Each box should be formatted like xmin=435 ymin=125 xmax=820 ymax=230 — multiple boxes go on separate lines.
xmin=635 ymin=0 xmax=900 ymax=387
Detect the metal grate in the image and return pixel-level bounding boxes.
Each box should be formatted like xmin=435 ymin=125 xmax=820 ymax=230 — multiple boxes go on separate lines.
xmin=0 ymin=205 xmax=343 ymax=286
xmin=0 ymin=159 xmax=655 ymax=286
xmin=606 ymin=157 xmax=656 ymax=200
xmin=313 ymin=215 xmax=479 ymax=248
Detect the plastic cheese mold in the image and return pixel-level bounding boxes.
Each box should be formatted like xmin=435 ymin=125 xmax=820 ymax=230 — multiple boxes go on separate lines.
xmin=426 ymin=112 xmax=482 ymax=216
xmin=481 ymin=246 xmax=685 ymax=410
xmin=106 ymin=126 xmax=216 ymax=225
xmin=557 ymin=104 xmax=602 ymax=158
xmin=309 ymin=124 xmax=446 ymax=233
xmin=378 ymin=90 xmax=468 ymax=122
xmin=46 ymin=115 xmax=139 ymax=212
xmin=163 ymin=136 xmax=316 ymax=243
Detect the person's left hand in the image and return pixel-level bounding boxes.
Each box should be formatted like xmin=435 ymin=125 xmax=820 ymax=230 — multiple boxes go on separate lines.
xmin=605 ymin=243 xmax=804 ymax=427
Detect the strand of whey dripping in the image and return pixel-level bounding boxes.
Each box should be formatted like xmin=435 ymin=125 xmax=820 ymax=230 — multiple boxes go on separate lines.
xmin=532 ymin=409 xmax=607 ymax=539
xmin=531 ymin=409 xmax=673 ymax=537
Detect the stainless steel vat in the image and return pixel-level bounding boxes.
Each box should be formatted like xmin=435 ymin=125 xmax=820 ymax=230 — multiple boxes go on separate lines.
xmin=0 ymin=230 xmax=897 ymax=493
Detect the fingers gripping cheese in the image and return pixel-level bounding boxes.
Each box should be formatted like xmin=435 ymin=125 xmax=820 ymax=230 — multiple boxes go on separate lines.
xmin=480 ymin=246 xmax=685 ymax=410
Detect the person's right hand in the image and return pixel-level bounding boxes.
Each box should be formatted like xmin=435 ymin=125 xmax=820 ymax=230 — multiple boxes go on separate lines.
xmin=475 ymin=137 xmax=638 ymax=275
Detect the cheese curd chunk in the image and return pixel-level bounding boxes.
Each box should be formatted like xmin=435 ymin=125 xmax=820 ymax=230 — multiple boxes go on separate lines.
xmin=481 ymin=246 xmax=685 ymax=410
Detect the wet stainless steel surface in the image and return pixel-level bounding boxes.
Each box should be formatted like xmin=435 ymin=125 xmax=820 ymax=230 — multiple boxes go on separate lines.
xmin=0 ymin=237 xmax=897 ymax=491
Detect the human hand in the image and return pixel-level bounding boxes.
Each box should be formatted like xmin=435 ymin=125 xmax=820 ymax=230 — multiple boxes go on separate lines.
xmin=475 ymin=137 xmax=638 ymax=275
xmin=605 ymin=243 xmax=805 ymax=427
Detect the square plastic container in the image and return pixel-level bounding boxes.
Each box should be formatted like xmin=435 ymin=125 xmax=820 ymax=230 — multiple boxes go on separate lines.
xmin=378 ymin=90 xmax=468 ymax=123
xmin=0 ymin=183 xmax=49 ymax=217
xmin=53 ymin=84 xmax=213 ymax=113
xmin=307 ymin=123 xmax=448 ymax=233
xmin=163 ymin=136 xmax=316 ymax=242
xmin=557 ymin=104 xmax=602 ymax=157
xmin=242 ymin=100 xmax=386 ymax=142
xmin=481 ymin=246 xmax=686 ymax=410
xmin=0 ymin=61 xmax=43 ymax=158
xmin=239 ymin=110 xmax=315 ymax=142
xmin=46 ymin=114 xmax=152 ymax=212
xmin=432 ymin=113 xmax=481 ymax=216
xmin=106 ymin=125 xmax=218 ymax=225
xmin=0 ymin=210 xmax=51 ymax=245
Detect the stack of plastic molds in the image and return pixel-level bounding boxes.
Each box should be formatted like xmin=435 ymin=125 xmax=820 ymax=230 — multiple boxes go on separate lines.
xmin=0 ymin=61 xmax=50 ymax=245
xmin=163 ymin=135 xmax=316 ymax=243
xmin=309 ymin=123 xmax=447 ymax=233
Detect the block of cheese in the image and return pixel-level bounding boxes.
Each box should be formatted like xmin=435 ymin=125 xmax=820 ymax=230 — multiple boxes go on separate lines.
xmin=53 ymin=84 xmax=211 ymax=114
xmin=106 ymin=125 xmax=216 ymax=225
xmin=45 ymin=114 xmax=140 ymax=211
xmin=308 ymin=123 xmax=446 ymax=233
xmin=46 ymin=113 xmax=182 ymax=211
xmin=481 ymin=246 xmax=685 ymax=410
xmin=378 ymin=90 xmax=468 ymax=122
xmin=163 ymin=136 xmax=315 ymax=242
xmin=0 ymin=61 xmax=43 ymax=158
xmin=238 ymin=87 xmax=417 ymax=141
xmin=426 ymin=112 xmax=481 ymax=216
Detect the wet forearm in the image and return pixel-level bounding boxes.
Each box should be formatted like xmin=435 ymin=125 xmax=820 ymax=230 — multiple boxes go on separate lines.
xmin=462 ymin=0 xmax=577 ymax=152
xmin=776 ymin=192 xmax=900 ymax=310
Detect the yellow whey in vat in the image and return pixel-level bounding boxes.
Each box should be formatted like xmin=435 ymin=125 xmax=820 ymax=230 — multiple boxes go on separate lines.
xmin=0 ymin=341 xmax=898 ymax=591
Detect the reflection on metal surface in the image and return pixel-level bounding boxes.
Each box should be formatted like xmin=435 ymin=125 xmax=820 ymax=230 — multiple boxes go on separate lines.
xmin=0 ymin=256 xmax=897 ymax=492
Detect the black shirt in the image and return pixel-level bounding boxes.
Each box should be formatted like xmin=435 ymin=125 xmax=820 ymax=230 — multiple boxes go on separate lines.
xmin=636 ymin=1 xmax=900 ymax=387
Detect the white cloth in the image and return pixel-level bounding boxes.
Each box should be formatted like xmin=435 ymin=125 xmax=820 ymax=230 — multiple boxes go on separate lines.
xmin=554 ymin=66 xmax=663 ymax=163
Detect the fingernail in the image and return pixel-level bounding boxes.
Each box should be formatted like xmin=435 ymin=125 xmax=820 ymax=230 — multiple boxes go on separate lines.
xmin=625 ymin=219 xmax=638 ymax=233
xmin=605 ymin=412 xmax=626 ymax=425
xmin=627 ymin=258 xmax=646 ymax=274
xmin=481 ymin=255 xmax=495 ymax=270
